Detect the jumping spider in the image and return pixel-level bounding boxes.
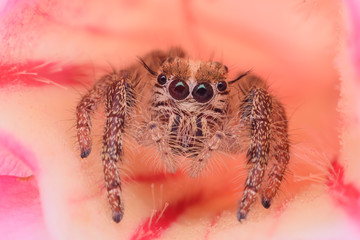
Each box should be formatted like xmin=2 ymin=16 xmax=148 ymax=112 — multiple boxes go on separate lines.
xmin=76 ymin=48 xmax=290 ymax=223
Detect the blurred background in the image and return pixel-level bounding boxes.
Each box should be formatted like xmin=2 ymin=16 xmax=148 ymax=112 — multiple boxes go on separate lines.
xmin=1 ymin=0 xmax=360 ymax=239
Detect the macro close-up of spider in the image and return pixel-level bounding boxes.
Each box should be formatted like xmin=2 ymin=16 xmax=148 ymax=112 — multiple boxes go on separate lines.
xmin=3 ymin=0 xmax=360 ymax=239
xmin=76 ymin=48 xmax=290 ymax=223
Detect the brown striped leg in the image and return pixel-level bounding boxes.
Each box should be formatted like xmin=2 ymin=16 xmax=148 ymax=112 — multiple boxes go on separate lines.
xmin=261 ymin=101 xmax=290 ymax=208
xmin=237 ymin=88 xmax=272 ymax=221
xmin=76 ymin=75 xmax=115 ymax=158
xmin=102 ymin=77 xmax=129 ymax=223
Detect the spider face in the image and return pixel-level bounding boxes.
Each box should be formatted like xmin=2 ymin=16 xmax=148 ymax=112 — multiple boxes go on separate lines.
xmin=76 ymin=48 xmax=290 ymax=223
xmin=157 ymin=58 xmax=229 ymax=105
xmin=149 ymin=58 xmax=232 ymax=158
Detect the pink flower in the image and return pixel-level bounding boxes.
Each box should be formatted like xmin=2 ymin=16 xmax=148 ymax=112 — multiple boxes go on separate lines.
xmin=1 ymin=0 xmax=360 ymax=239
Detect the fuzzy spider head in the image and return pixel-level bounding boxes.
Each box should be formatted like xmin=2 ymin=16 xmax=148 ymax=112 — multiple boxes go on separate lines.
xmin=150 ymin=57 xmax=231 ymax=114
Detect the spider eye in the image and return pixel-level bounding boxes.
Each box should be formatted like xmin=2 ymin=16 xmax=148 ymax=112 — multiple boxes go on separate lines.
xmin=169 ymin=80 xmax=190 ymax=100
xmin=192 ymin=83 xmax=214 ymax=103
xmin=157 ymin=74 xmax=167 ymax=85
xmin=217 ymin=81 xmax=227 ymax=91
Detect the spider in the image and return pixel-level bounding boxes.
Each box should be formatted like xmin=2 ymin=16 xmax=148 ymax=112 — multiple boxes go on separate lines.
xmin=76 ymin=48 xmax=290 ymax=223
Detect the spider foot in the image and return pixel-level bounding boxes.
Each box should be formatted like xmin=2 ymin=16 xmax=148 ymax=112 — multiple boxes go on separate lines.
xmin=261 ymin=197 xmax=271 ymax=209
xmin=112 ymin=210 xmax=124 ymax=223
xmin=80 ymin=147 xmax=91 ymax=158
xmin=237 ymin=209 xmax=247 ymax=222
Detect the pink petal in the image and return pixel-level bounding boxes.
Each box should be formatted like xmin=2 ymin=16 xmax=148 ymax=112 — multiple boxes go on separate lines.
xmin=0 ymin=131 xmax=50 ymax=240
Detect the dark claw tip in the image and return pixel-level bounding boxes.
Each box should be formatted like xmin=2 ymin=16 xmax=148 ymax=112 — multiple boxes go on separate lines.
xmin=112 ymin=211 xmax=124 ymax=223
xmin=80 ymin=148 xmax=91 ymax=158
xmin=237 ymin=210 xmax=247 ymax=222
xmin=261 ymin=198 xmax=271 ymax=209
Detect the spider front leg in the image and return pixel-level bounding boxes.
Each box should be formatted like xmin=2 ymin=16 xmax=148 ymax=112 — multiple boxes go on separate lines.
xmin=77 ymin=72 xmax=133 ymax=223
xmin=237 ymin=87 xmax=273 ymax=221
xmin=236 ymin=77 xmax=290 ymax=221
xmin=261 ymin=100 xmax=290 ymax=208
xmin=102 ymin=76 xmax=134 ymax=223
xmin=77 ymin=74 xmax=115 ymax=158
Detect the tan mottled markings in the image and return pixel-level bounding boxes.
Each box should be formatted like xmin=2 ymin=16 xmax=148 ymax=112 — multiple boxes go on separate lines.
xmin=161 ymin=57 xmax=191 ymax=81
xmin=195 ymin=61 xmax=228 ymax=83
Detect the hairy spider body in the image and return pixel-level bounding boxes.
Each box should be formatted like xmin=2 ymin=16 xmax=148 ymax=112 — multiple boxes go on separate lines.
xmin=76 ymin=48 xmax=290 ymax=223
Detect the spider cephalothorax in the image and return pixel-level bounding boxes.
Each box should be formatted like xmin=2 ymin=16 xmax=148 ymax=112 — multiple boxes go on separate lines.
xmin=147 ymin=58 xmax=231 ymax=170
xmin=76 ymin=48 xmax=290 ymax=223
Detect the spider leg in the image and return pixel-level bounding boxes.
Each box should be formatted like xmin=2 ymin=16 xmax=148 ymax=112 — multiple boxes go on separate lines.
xmin=237 ymin=87 xmax=272 ymax=221
xmin=261 ymin=100 xmax=290 ymax=208
xmin=102 ymin=74 xmax=134 ymax=223
xmin=76 ymin=74 xmax=115 ymax=158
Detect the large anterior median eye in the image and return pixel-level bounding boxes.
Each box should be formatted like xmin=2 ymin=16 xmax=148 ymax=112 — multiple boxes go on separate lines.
xmin=192 ymin=83 xmax=214 ymax=103
xmin=169 ymin=79 xmax=190 ymax=100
